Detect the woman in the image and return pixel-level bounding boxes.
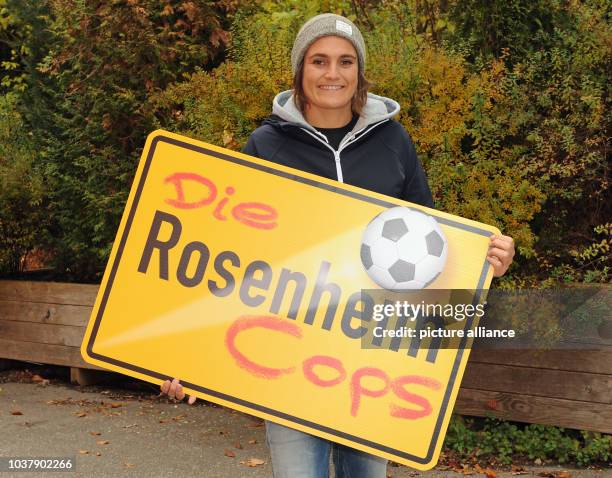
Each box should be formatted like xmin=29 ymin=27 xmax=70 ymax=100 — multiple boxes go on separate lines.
xmin=161 ymin=13 xmax=515 ymax=478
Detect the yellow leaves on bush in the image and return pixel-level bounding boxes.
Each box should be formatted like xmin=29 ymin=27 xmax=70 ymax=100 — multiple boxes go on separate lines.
xmin=396 ymin=47 xmax=477 ymax=158
xmin=154 ymin=15 xmax=294 ymax=149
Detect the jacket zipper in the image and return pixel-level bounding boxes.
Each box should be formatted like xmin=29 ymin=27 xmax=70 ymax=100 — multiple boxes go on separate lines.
xmin=299 ymin=119 xmax=389 ymax=183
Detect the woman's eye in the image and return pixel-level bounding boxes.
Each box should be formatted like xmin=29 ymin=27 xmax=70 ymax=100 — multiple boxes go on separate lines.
xmin=341 ymin=59 xmax=354 ymax=66
xmin=313 ymin=59 xmax=325 ymax=65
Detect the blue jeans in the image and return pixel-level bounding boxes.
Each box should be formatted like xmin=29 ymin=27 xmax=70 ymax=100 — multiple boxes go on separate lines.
xmin=265 ymin=421 xmax=388 ymax=478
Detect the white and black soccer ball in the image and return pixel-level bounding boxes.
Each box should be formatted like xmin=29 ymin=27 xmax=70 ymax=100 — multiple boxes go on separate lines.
xmin=360 ymin=207 xmax=448 ymax=290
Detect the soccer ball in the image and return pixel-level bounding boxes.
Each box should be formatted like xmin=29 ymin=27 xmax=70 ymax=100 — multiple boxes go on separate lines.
xmin=360 ymin=207 xmax=448 ymax=290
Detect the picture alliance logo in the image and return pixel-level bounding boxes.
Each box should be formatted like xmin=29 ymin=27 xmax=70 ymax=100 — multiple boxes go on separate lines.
xmin=360 ymin=207 xmax=448 ymax=290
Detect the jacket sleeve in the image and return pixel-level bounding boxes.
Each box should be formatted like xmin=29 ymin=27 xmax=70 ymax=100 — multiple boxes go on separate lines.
xmin=242 ymin=134 xmax=259 ymax=158
xmin=401 ymin=133 xmax=435 ymax=209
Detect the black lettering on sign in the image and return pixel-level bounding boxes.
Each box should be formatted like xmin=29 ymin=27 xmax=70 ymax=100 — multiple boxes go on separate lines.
xmin=138 ymin=210 xmax=182 ymax=280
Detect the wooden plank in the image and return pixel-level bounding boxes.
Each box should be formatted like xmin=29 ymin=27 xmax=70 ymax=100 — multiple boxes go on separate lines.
xmin=0 ymin=338 xmax=102 ymax=370
xmin=0 ymin=320 xmax=84 ymax=347
xmin=3 ymin=299 xmax=609 ymax=373
xmin=9 ymin=301 xmax=610 ymax=372
xmin=456 ymin=388 xmax=612 ymax=434
xmin=0 ymin=280 xmax=98 ymax=306
xmin=469 ymin=349 xmax=612 ymax=375
xmin=0 ymin=300 xmax=91 ymax=327
xmin=462 ymin=362 xmax=611 ymax=404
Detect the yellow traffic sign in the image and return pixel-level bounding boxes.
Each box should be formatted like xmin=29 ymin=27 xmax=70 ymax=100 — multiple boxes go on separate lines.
xmin=81 ymin=130 xmax=499 ymax=470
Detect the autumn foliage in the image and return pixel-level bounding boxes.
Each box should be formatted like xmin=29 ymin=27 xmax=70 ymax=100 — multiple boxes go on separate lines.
xmin=0 ymin=0 xmax=609 ymax=284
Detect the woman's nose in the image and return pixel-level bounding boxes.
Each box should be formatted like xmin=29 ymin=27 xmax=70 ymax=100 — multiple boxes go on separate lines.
xmin=324 ymin=63 xmax=340 ymax=79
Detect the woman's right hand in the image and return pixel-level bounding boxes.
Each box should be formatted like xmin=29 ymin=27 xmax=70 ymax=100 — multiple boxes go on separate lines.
xmin=160 ymin=378 xmax=197 ymax=405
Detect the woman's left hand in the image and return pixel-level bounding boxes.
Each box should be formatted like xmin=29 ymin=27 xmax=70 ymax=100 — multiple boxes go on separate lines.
xmin=487 ymin=234 xmax=515 ymax=277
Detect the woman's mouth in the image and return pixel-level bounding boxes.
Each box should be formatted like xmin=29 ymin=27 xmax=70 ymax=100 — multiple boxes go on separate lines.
xmin=318 ymin=85 xmax=344 ymax=90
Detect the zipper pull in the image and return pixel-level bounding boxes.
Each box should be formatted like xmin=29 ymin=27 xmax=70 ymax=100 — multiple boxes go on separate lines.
xmin=333 ymin=150 xmax=344 ymax=183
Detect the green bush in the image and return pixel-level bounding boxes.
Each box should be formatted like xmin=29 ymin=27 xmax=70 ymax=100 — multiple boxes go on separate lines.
xmin=445 ymin=416 xmax=611 ymax=466
xmin=1 ymin=0 xmax=255 ymax=280
xmin=0 ymin=93 xmax=47 ymax=273
xmin=0 ymin=0 xmax=608 ymax=285
xmin=157 ymin=1 xmax=609 ymax=287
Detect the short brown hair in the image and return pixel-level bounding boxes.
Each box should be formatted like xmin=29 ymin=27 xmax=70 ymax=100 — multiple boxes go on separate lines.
xmin=292 ymin=60 xmax=371 ymax=117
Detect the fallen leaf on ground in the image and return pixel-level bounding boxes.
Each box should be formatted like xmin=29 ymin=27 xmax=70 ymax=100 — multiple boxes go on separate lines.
xmin=248 ymin=439 xmax=257 ymax=444
xmin=78 ymin=450 xmax=89 ymax=455
xmin=512 ymin=465 xmax=528 ymax=475
xmin=241 ymin=458 xmax=265 ymax=467
xmin=124 ymin=463 xmax=135 ymax=468
xmin=89 ymin=431 xmax=101 ymax=436
xmin=31 ymin=374 xmax=45 ymax=382
xmin=245 ymin=421 xmax=264 ymax=428
xmin=537 ymin=473 xmax=571 ymax=478
xmin=95 ymin=452 xmax=101 ymax=457
xmin=46 ymin=398 xmax=71 ymax=405
xmin=224 ymin=449 xmax=236 ymax=458
xmin=457 ymin=466 xmax=474 ymax=476
xmin=110 ymin=403 xmax=123 ymax=408
xmin=74 ymin=411 xmax=87 ymax=417
xmin=234 ymin=441 xmax=243 ymax=449
xmin=475 ymin=464 xmax=497 ymax=478
xmin=10 ymin=410 xmax=23 ymax=415
xmin=97 ymin=440 xmax=110 ymax=445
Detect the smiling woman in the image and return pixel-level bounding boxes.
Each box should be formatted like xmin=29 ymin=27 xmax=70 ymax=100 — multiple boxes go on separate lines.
xmin=162 ymin=11 xmax=515 ymax=478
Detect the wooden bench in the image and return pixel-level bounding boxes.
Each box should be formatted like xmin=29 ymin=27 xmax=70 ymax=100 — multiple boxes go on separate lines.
xmin=0 ymin=280 xmax=105 ymax=385
xmin=1 ymin=279 xmax=610 ymax=433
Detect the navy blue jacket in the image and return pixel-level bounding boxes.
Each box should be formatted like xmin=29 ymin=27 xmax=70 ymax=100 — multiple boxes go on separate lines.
xmin=243 ymin=91 xmax=434 ymax=208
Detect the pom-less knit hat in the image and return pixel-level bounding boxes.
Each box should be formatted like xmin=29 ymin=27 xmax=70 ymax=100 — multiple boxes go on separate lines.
xmin=291 ymin=14 xmax=366 ymax=74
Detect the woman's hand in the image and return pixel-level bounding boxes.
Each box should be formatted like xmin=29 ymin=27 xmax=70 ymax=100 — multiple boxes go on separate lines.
xmin=487 ymin=234 xmax=515 ymax=277
xmin=160 ymin=378 xmax=196 ymax=405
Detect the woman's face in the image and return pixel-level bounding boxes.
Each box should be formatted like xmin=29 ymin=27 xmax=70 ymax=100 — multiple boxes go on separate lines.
xmin=301 ymin=36 xmax=358 ymax=117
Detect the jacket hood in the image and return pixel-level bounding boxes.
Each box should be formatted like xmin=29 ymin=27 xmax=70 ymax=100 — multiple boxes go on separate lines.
xmin=270 ymin=90 xmax=400 ymax=134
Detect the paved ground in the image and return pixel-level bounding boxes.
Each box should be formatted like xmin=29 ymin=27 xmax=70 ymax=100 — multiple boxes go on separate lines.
xmin=0 ymin=367 xmax=609 ymax=478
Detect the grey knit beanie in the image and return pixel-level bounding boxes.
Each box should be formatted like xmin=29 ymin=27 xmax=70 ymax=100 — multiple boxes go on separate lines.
xmin=291 ymin=14 xmax=366 ymax=74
